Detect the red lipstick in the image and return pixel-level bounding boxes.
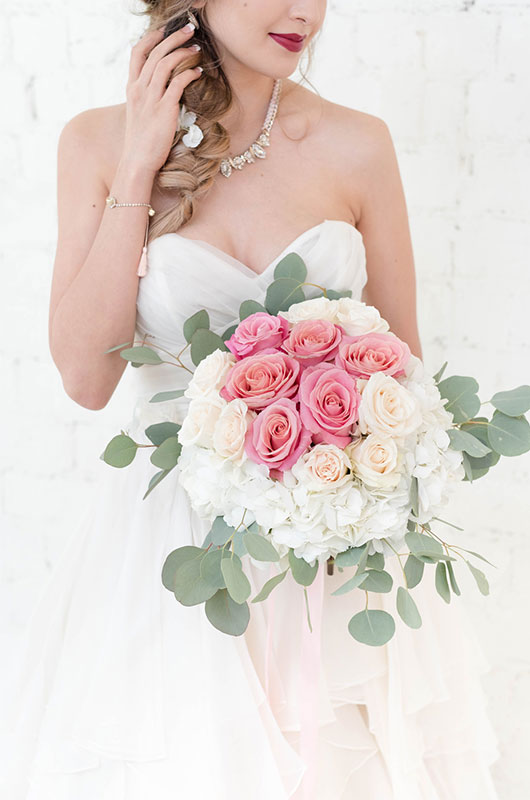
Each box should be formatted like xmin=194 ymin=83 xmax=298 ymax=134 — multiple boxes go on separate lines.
xmin=268 ymin=33 xmax=306 ymax=53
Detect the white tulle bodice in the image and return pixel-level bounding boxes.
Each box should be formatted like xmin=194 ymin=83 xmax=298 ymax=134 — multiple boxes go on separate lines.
xmin=128 ymin=219 xmax=367 ymax=434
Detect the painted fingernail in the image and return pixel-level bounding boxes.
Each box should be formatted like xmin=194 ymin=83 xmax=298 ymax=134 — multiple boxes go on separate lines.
xmin=181 ymin=22 xmax=195 ymax=32
xmin=190 ymin=43 xmax=201 ymax=51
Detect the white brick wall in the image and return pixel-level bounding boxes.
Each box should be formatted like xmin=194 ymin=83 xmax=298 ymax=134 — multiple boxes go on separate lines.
xmin=1 ymin=1 xmax=529 ymax=794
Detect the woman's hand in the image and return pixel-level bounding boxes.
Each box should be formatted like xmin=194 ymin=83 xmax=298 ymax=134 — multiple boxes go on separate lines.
xmin=122 ymin=23 xmax=202 ymax=175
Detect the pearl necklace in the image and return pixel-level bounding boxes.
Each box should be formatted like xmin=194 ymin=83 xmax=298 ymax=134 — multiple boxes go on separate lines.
xmin=219 ymin=78 xmax=283 ymax=178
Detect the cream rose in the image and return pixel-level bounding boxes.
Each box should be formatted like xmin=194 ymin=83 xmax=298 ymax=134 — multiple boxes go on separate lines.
xmin=291 ymin=443 xmax=351 ymax=492
xmin=333 ymin=297 xmax=390 ymax=336
xmin=178 ymin=394 xmax=227 ymax=448
xmin=212 ymin=399 xmax=256 ymax=464
xmin=278 ymin=296 xmax=339 ymax=324
xmin=184 ymin=350 xmax=236 ymax=400
xmin=358 ymin=372 xmax=423 ymax=438
xmin=346 ymin=433 xmax=403 ymax=489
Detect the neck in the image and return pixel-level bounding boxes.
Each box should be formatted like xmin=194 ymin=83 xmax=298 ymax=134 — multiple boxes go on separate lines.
xmin=218 ymin=64 xmax=279 ymax=141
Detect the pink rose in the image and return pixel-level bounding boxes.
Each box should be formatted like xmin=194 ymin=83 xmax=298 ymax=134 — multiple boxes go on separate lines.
xmin=226 ymin=312 xmax=289 ymax=359
xmin=245 ymin=398 xmax=312 ymax=472
xmin=299 ymin=362 xmax=361 ymax=447
xmin=335 ymin=332 xmax=411 ymax=379
xmin=220 ymin=350 xmax=301 ymax=410
xmin=280 ymin=318 xmax=343 ymax=366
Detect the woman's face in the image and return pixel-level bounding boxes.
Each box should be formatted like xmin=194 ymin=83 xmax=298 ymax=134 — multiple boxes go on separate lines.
xmin=199 ymin=0 xmax=327 ymax=79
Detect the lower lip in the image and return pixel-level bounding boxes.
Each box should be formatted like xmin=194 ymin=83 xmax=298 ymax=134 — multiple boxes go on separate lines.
xmin=268 ymin=33 xmax=304 ymax=53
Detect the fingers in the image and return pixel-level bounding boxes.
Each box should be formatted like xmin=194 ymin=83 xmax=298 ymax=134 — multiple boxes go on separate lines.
xmin=162 ymin=66 xmax=203 ymax=105
xmin=149 ymin=45 xmax=201 ymax=99
xmin=136 ymin=22 xmax=197 ymax=88
xmin=128 ymin=28 xmax=165 ymax=84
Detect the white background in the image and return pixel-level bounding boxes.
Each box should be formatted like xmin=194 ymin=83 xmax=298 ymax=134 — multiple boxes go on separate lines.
xmin=1 ymin=0 xmax=529 ymax=795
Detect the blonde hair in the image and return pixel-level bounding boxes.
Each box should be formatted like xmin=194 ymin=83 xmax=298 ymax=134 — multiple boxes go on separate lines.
xmin=133 ymin=1 xmax=317 ymax=243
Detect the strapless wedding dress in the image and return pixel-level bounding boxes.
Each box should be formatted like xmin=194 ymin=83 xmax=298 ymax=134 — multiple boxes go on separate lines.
xmin=1 ymin=220 xmax=501 ymax=799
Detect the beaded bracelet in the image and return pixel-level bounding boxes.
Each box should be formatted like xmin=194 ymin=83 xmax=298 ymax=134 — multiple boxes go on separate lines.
xmin=105 ymin=195 xmax=156 ymax=277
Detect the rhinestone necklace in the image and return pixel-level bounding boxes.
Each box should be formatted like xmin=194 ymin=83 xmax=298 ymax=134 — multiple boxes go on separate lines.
xmin=219 ymin=78 xmax=283 ymax=178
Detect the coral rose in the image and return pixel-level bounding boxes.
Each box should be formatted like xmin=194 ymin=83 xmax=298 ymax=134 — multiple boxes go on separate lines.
xmin=225 ymin=312 xmax=289 ymax=359
xmin=219 ymin=350 xmax=301 ymax=410
xmin=335 ymin=332 xmax=411 ymax=379
xmin=298 ymin=362 xmax=361 ymax=447
xmin=245 ymin=398 xmax=312 ymax=472
xmin=281 ymin=318 xmax=343 ymax=366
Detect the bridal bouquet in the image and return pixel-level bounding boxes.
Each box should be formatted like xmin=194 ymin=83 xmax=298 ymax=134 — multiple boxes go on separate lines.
xmin=102 ymin=252 xmax=530 ymax=646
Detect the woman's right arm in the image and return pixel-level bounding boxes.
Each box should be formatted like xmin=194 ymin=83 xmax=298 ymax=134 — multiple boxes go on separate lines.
xmin=49 ymin=23 xmax=201 ymax=410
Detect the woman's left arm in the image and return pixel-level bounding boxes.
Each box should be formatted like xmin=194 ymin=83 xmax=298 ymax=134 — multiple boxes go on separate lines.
xmin=343 ymin=114 xmax=423 ymax=361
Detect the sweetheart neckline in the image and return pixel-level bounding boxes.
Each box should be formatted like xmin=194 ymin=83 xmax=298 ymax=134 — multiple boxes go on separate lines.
xmin=148 ymin=218 xmax=365 ymax=279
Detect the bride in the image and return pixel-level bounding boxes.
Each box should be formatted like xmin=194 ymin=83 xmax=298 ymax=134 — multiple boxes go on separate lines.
xmin=1 ymin=1 xmax=500 ymax=798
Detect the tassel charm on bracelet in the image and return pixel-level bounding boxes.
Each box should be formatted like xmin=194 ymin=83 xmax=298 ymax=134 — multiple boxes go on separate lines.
xmin=105 ymin=195 xmax=156 ymax=278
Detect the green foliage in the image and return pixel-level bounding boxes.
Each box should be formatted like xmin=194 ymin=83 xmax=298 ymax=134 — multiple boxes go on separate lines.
xmin=183 ymin=309 xmax=210 ymax=343
xmin=437 ymin=375 xmax=480 ymax=423
xmin=265 ymin=278 xmax=306 ymax=315
xmin=465 ymin=559 xmax=490 ymax=595
xmin=273 ymin=253 xmax=308 ymax=283
xmin=209 ymin=516 xmax=235 ymax=546
xmin=331 ymin=571 xmax=370 ymax=596
xmin=334 ymin=545 xmax=367 ymax=567
xmin=366 ymin=552 xmax=385 ymax=571
xmin=220 ymin=554 xmax=252 ymax=604
xmin=190 ymin=328 xmax=228 ymax=366
xmin=288 ymin=549 xmax=319 ymax=586
xmin=252 ymin=569 xmax=288 ymax=603
xmin=239 ymin=299 xmax=267 ymax=320
xmin=205 ymin=589 xmax=250 ymax=636
xmin=490 ymin=385 xmax=530 ymax=416
xmin=447 ymin=428 xmax=492 ymax=457
xmin=409 ymin=476 xmax=419 ymax=516
xmin=243 ymin=531 xmax=280 ymax=562
xmin=348 ymin=609 xmax=396 ymax=646
xmin=104 ymin=340 xmax=133 ymax=354
xmin=102 ymin=434 xmax=138 ymax=467
xmin=119 ymin=345 xmax=163 ymax=365
xmin=359 ymin=569 xmax=393 ymax=593
xmin=432 ymin=361 xmax=448 ymax=383
xmin=145 ymin=421 xmax=181 ymax=446
xmin=150 ymin=436 xmax=181 ymax=469
xmin=221 ymin=324 xmax=238 ymax=341
xmin=396 ymin=586 xmax=422 ymax=629
xmin=404 ymin=554 xmax=424 ymax=589
xmin=435 ymin=561 xmax=451 ymax=603
xmin=486 ymin=410 xmax=530 ymax=456
xmin=149 ymin=389 xmax=185 ymax=403
xmin=143 ymin=468 xmax=172 ymax=499
xmin=446 ymin=560 xmax=461 ymax=596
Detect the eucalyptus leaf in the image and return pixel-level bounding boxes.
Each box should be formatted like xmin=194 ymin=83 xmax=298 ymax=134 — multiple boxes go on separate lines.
xmin=325 ymin=288 xmax=352 ymax=299
xmin=466 ymin=560 xmax=490 ymax=595
xmin=252 ymin=569 xmax=288 ymax=603
xmin=366 ymin=552 xmax=385 ymax=571
xmin=447 ymin=428 xmax=492 ymax=457
xmin=183 ymin=309 xmax=210 ymax=343
xmin=432 ymin=361 xmax=448 ymax=383
xmin=190 ymin=328 xmax=228 ymax=366
xmin=461 ymin=451 xmax=475 ymax=482
xmin=231 ymin=529 xmax=248 ymax=558
xmin=143 ymin=468 xmax=172 ymax=500
xmin=150 ymin=436 xmax=181 ymax=469
xmin=446 ymin=560 xmax=461 ymax=596
xmin=119 ymin=345 xmax=163 ymax=365
xmin=331 ymin=570 xmax=370 ymax=596
xmin=102 ymin=434 xmax=138 ymax=468
xmin=435 ymin=561 xmax=451 ymax=604
xmin=222 ymin=324 xmax=238 ymax=341
xmin=487 ymin=410 xmax=530 ymax=456
xmin=360 ymin=569 xmax=393 ymax=593
xmin=210 ymin=516 xmax=235 ymax=546
xmin=104 ymin=340 xmax=133 ymax=354
xmin=453 ymin=547 xmax=497 ymax=568
xmin=396 ymin=586 xmax=422 ymax=628
xmin=404 ymin=554 xmax=424 ymax=589
xmin=220 ymin=555 xmax=252 ymax=604
xmin=205 ymin=588 xmax=250 ymax=636
xmin=348 ymin=609 xmax=396 ymax=646
xmin=273 ymin=252 xmax=308 ymax=282
xmin=239 ymin=299 xmax=268 ymax=320
xmin=149 ymin=389 xmax=186 ymax=403
xmin=405 ymin=531 xmax=444 ymax=559
xmin=145 ymin=421 xmax=181 ymax=447
xmin=243 ymin=531 xmax=280 ymax=562
xmin=162 ymin=545 xmax=203 ymax=591
xmin=490 ymin=385 xmax=530 ymax=416
xmin=265 ymin=278 xmax=306 ymax=315
xmin=335 ymin=545 xmax=367 ymax=568
xmin=288 ymin=549 xmax=319 ymax=586
xmin=174 ymin=557 xmax=218 ymax=606
xmin=437 ymin=375 xmax=480 ymax=423
xmin=409 ymin=476 xmax=419 ymax=516
xmin=200 ymin=547 xmax=230 ymax=590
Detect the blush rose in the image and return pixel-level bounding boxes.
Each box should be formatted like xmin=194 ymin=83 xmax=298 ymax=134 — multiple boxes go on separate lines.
xmin=245 ymin=398 xmax=312 ymax=472
xmin=280 ymin=318 xmax=343 ymax=366
xmin=225 ymin=311 xmax=289 ymax=359
xmin=335 ymin=332 xmax=411 ymax=379
xmin=298 ymin=362 xmax=361 ymax=448
xmin=220 ymin=350 xmax=301 ymax=410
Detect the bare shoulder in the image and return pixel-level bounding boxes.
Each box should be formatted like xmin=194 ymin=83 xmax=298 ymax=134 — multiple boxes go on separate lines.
xmin=59 ymin=102 xmax=126 ymax=188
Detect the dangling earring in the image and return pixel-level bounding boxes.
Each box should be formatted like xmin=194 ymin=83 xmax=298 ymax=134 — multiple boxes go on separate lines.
xmin=187 ymin=8 xmax=199 ymax=29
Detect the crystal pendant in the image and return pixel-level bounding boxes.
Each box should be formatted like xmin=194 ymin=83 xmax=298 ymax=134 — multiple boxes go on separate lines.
xmin=243 ymin=149 xmax=255 ymax=163
xmin=258 ymin=132 xmax=270 ymax=147
xmin=251 ymin=143 xmax=266 ymax=159
xmin=220 ymin=160 xmax=232 ymax=178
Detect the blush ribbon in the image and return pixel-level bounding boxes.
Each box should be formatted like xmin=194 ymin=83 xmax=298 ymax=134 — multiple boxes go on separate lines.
xmin=264 ymin=561 xmax=325 ymax=799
